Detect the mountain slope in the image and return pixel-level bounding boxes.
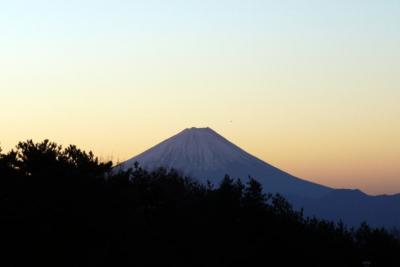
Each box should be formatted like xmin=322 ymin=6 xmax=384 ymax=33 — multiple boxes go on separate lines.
xmin=118 ymin=127 xmax=332 ymax=198
xmin=290 ymin=189 xmax=400 ymax=228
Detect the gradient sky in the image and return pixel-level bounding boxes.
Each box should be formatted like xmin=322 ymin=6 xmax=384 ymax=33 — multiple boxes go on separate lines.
xmin=1 ymin=0 xmax=399 ymax=194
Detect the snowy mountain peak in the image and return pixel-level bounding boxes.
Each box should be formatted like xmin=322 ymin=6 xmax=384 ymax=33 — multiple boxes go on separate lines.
xmin=184 ymin=127 xmax=212 ymax=131
xmin=179 ymin=127 xmax=217 ymax=137
xmin=117 ymin=128 xmax=332 ymax=198
xmin=179 ymin=127 xmax=222 ymax=139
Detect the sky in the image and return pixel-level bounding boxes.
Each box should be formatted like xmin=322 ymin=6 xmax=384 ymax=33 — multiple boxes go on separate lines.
xmin=1 ymin=0 xmax=399 ymax=195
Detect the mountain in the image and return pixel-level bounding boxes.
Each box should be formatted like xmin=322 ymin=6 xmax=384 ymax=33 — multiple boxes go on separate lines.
xmin=117 ymin=127 xmax=400 ymax=228
xmin=290 ymin=189 xmax=400 ymax=228
xmin=117 ymin=127 xmax=332 ymax=198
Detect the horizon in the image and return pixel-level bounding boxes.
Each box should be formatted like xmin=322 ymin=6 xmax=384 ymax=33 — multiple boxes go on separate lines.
xmin=1 ymin=1 xmax=400 ymax=195
xmin=2 ymin=126 xmax=398 ymax=196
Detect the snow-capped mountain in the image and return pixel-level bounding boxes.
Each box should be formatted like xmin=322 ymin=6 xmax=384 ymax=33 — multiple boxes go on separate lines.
xmin=117 ymin=127 xmax=332 ymax=198
xmin=116 ymin=127 xmax=400 ymax=227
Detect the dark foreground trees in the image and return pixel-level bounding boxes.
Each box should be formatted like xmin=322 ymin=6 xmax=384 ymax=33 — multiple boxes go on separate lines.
xmin=0 ymin=140 xmax=399 ymax=267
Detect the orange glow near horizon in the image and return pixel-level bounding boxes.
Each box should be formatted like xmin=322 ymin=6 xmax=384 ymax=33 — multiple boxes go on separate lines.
xmin=1 ymin=1 xmax=399 ymax=195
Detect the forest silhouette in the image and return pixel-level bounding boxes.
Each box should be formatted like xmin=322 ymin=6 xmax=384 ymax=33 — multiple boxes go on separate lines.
xmin=1 ymin=140 xmax=399 ymax=266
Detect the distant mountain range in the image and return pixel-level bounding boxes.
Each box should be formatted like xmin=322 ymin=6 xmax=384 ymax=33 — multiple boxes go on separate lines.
xmin=117 ymin=127 xmax=400 ymax=228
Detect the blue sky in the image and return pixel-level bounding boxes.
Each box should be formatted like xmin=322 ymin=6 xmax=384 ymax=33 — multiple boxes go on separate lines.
xmin=1 ymin=1 xmax=400 ymax=194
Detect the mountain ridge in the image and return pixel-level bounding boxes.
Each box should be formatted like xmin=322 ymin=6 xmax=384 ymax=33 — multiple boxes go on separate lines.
xmin=118 ymin=127 xmax=332 ymax=198
xmin=116 ymin=127 xmax=400 ymax=227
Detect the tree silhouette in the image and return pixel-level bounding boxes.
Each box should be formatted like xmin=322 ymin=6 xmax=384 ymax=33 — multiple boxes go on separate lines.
xmin=0 ymin=140 xmax=399 ymax=267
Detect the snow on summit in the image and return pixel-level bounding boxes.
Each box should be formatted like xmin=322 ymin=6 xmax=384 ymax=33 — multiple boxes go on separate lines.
xmin=118 ymin=127 xmax=332 ymax=198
